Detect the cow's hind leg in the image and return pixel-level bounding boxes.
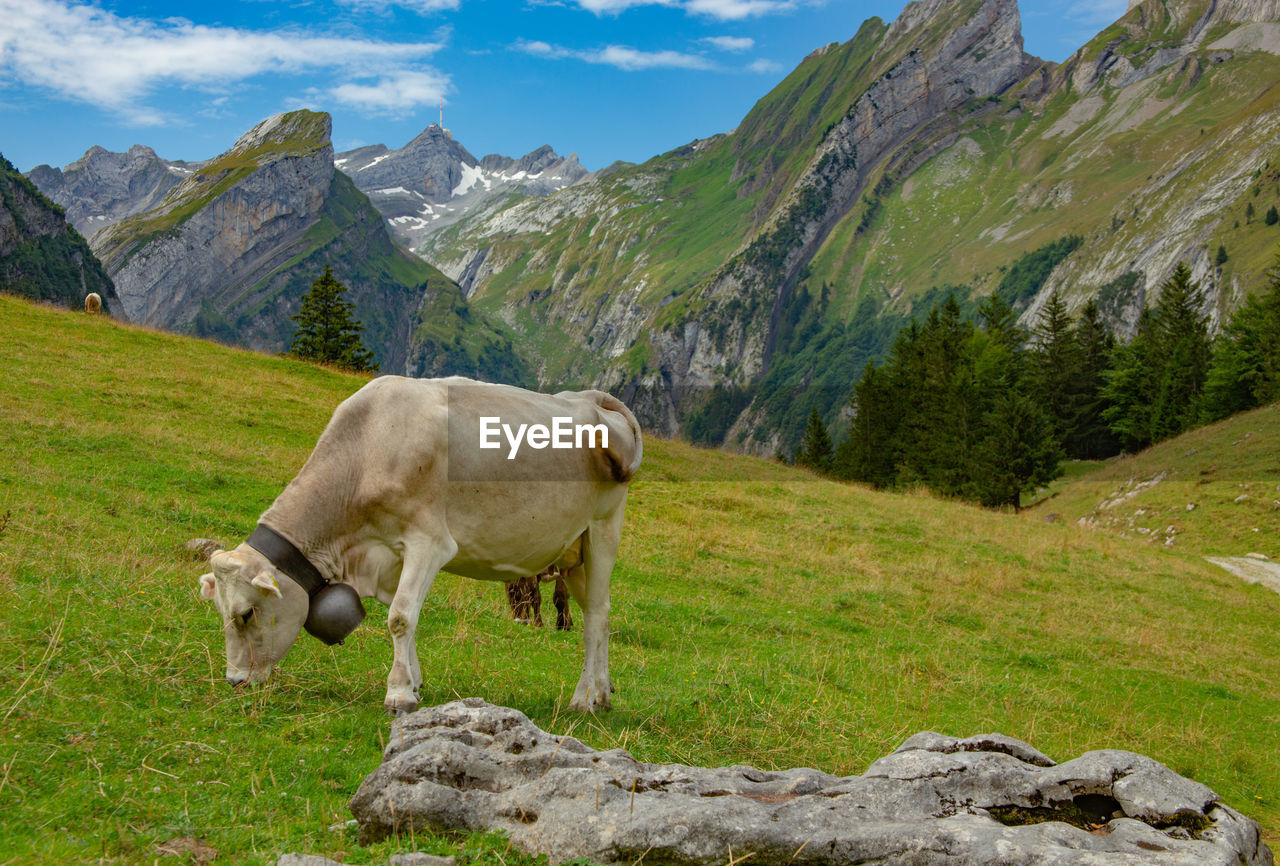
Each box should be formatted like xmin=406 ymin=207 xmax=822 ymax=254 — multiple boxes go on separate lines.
xmin=385 ymin=534 xmax=457 ymax=715
xmin=553 ymin=576 xmax=572 ymax=631
xmin=564 ymin=511 xmax=623 ymax=712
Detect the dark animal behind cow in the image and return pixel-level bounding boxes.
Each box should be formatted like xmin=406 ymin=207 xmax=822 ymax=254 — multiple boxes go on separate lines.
xmin=506 ymin=567 xmax=573 ymax=629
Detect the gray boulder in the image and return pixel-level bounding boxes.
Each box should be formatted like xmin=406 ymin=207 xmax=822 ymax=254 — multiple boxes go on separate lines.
xmin=349 ymin=698 xmax=1272 ymax=866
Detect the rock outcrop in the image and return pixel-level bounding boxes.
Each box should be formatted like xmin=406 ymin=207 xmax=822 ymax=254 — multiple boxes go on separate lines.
xmin=338 ymin=125 xmax=481 ymax=204
xmin=350 ymin=699 xmax=1272 ymax=866
xmin=0 ymin=152 xmax=116 ymax=309
xmin=94 ymin=112 xmax=338 ymax=330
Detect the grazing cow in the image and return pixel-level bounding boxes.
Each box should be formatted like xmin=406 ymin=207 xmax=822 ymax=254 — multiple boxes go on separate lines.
xmin=197 ymin=376 xmax=641 ymax=713
xmin=84 ymin=293 xmax=102 ymax=314
xmin=506 ymin=566 xmax=573 ymax=630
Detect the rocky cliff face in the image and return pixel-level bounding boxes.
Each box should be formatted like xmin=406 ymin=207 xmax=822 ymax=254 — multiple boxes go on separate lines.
xmin=27 ymin=145 xmax=199 ymax=240
xmin=609 ymin=0 xmax=1037 ymax=436
xmin=338 ymin=128 xmax=589 ymax=254
xmin=94 ymin=112 xmax=336 ymax=329
xmin=83 ymin=111 xmax=526 ymax=380
xmin=0 ymin=152 xmax=116 ymax=309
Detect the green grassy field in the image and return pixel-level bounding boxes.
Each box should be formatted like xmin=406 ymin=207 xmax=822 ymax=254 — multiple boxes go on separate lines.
xmin=1 ymin=293 xmax=1277 ymax=863
xmin=1027 ymin=402 xmax=1280 ymax=555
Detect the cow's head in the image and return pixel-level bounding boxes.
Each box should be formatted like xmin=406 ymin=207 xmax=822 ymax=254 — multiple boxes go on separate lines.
xmin=198 ymin=546 xmax=309 ymax=685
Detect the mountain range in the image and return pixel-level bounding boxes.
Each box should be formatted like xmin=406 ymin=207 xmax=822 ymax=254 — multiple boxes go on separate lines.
xmin=16 ymin=0 xmax=1280 ymax=455
xmin=336 ymin=126 xmax=588 ymax=254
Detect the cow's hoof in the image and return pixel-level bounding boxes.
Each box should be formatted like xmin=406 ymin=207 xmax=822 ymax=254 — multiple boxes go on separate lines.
xmin=384 ymin=691 xmax=419 ymax=716
xmin=569 ymin=692 xmax=612 ymax=713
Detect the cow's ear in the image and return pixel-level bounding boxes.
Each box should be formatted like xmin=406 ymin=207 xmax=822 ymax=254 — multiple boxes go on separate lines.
xmin=251 ymin=571 xmax=283 ymax=598
xmin=199 ymin=573 xmax=217 ymax=601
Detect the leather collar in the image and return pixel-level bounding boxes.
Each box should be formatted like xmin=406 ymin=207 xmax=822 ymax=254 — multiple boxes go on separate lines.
xmin=246 ymin=524 xmax=327 ymax=598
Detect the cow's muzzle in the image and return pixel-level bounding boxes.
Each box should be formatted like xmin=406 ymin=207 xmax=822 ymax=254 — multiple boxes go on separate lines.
xmin=225 ymin=665 xmax=271 ymax=686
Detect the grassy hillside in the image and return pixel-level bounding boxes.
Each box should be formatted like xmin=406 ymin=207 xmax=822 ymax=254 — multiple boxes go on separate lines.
xmin=1027 ymin=401 xmax=1280 ymax=555
xmin=1 ymin=293 xmax=1277 ymax=863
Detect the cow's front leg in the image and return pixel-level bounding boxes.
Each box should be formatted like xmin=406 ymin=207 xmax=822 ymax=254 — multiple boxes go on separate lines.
xmin=385 ymin=537 xmax=456 ymax=715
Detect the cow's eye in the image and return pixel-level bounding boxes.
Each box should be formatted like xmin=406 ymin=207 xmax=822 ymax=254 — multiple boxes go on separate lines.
xmin=233 ymin=608 xmax=256 ymax=628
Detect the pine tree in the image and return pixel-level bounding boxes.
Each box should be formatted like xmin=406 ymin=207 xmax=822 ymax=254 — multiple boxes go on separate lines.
xmin=905 ymin=298 xmax=978 ymax=496
xmin=290 ymin=266 xmax=378 ymax=373
xmin=1028 ymin=289 xmax=1083 ymax=451
xmin=972 ymin=388 xmax=1062 ymax=510
xmin=1102 ymin=264 xmax=1210 ymax=449
xmin=1202 ymin=251 xmax=1280 ymax=419
xmin=1267 ymin=205 xmax=1279 ymax=226
xmin=1102 ymin=309 xmax=1159 ymax=452
xmin=1070 ymin=300 xmax=1120 ymax=459
xmin=795 ymin=407 xmax=834 ymax=474
xmin=838 ymin=362 xmax=899 ymax=486
xmin=1216 ymin=245 xmax=1229 ymax=266
xmin=1149 ymin=263 xmax=1210 ymax=440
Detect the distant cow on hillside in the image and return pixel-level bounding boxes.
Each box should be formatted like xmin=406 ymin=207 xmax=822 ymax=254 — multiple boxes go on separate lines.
xmin=84 ymin=293 xmax=102 ymax=314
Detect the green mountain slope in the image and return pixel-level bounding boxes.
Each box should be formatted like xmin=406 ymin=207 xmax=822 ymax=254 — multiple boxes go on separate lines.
xmin=1028 ymin=400 xmax=1280 ymax=554
xmin=420 ymin=0 xmax=1280 ymax=455
xmin=0 ymin=152 xmax=115 ymax=309
xmin=1 ymin=293 xmax=1276 ymax=860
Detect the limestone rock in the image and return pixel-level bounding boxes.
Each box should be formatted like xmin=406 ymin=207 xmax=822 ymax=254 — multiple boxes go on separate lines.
xmin=276 ymin=856 xmax=342 ymax=866
xmin=350 ymin=698 xmax=1273 ymax=866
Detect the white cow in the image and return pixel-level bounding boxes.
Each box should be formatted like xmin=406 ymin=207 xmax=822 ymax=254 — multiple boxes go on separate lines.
xmin=198 ymin=376 xmax=642 ymax=713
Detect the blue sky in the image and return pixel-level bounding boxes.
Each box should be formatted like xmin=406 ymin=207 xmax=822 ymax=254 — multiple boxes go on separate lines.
xmin=0 ymin=0 xmax=1128 ymax=174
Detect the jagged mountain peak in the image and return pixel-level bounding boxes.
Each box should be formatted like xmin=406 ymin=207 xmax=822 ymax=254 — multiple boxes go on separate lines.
xmin=339 ymin=128 xmax=589 ymax=252
xmin=27 ymin=142 xmax=200 ymax=238
xmin=883 ymin=0 xmax=961 ymax=42
xmin=883 ymin=0 xmax=1027 ymax=57
xmin=479 ymin=144 xmax=578 ymax=176
xmin=230 ymin=110 xmax=332 ymax=157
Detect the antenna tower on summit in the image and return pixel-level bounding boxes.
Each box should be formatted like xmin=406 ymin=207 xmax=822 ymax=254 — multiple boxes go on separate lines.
xmin=439 ymin=100 xmax=452 ymax=138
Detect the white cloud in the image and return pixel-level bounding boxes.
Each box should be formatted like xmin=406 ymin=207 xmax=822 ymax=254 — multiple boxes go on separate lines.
xmin=684 ymin=0 xmax=795 ymax=19
xmin=566 ymin=0 xmax=795 ymax=19
xmin=330 ymin=70 xmax=449 ymax=113
xmin=333 ymin=0 xmax=460 ymax=12
xmin=0 ymin=0 xmax=447 ymax=122
xmin=747 ymin=57 xmax=782 ymax=73
xmin=570 ymin=0 xmax=678 ymax=12
xmin=515 ymin=39 xmax=713 ymax=71
xmin=701 ymin=35 xmax=754 ymax=52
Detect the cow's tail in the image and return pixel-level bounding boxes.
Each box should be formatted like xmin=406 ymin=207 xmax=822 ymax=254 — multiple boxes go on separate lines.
xmin=595 ymin=392 xmax=643 ymax=483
